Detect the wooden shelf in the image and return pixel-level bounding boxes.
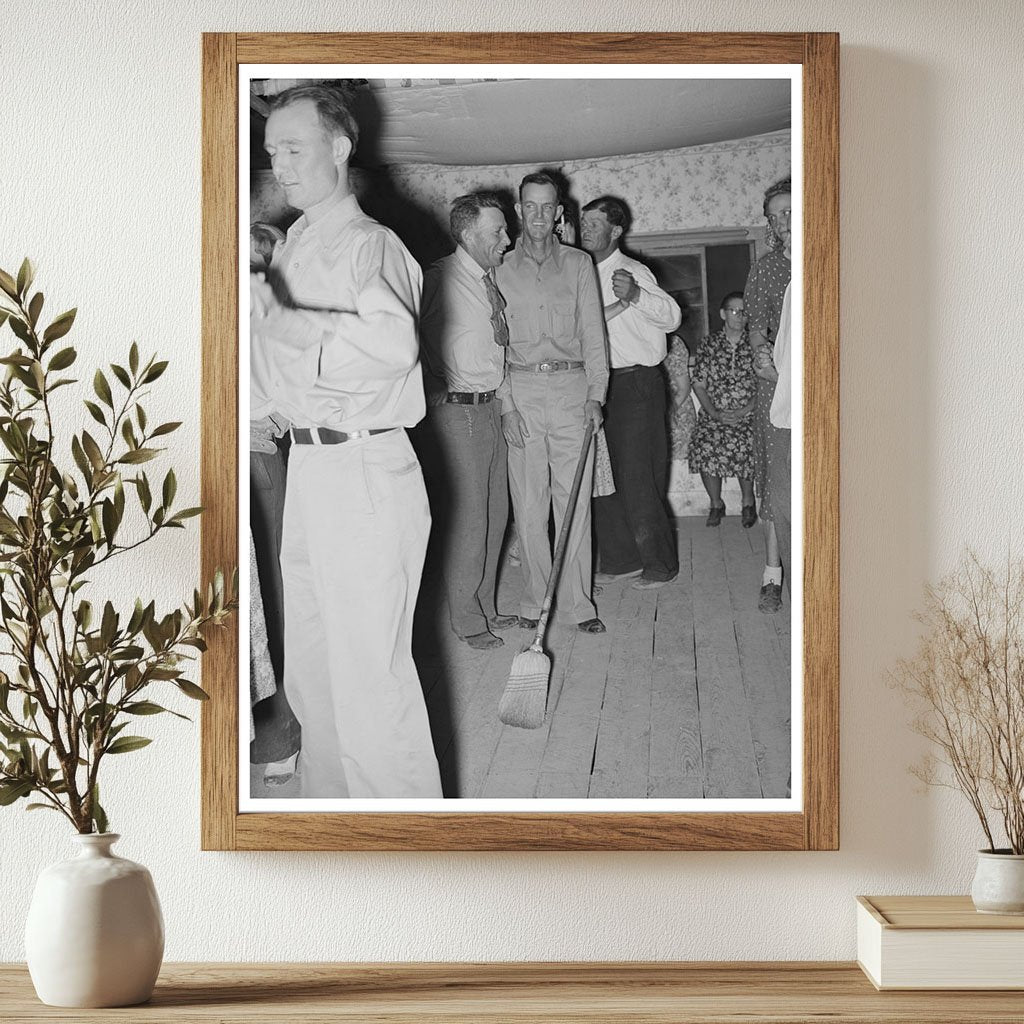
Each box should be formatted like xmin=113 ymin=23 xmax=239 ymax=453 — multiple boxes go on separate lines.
xmin=3 ymin=962 xmax=1024 ymax=1022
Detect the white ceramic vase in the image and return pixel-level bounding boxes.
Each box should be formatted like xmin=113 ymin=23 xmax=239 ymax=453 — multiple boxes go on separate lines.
xmin=970 ymin=849 xmax=1024 ymax=915
xmin=24 ymin=833 xmax=164 ymax=1007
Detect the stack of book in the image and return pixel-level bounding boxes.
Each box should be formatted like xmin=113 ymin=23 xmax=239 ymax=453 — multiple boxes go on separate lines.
xmin=857 ymin=895 xmax=1024 ymax=990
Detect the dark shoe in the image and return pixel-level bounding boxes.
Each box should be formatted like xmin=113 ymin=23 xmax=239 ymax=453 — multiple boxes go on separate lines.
xmin=595 ymin=568 xmax=642 ymax=583
xmin=518 ymin=616 xmax=539 ymax=631
xmin=706 ymin=504 xmax=725 ymax=527
xmin=758 ymin=582 xmax=783 ymax=614
xmin=741 ymin=504 xmax=757 ymax=528
xmin=489 ymin=615 xmax=519 ymax=631
xmin=633 ymin=575 xmax=675 ymax=591
xmin=464 ymin=631 xmax=503 ymax=650
xmin=577 ymin=618 xmax=606 ymax=634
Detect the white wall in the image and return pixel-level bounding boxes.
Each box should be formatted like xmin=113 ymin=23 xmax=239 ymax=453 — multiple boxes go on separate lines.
xmin=1 ymin=0 xmax=1022 ymax=962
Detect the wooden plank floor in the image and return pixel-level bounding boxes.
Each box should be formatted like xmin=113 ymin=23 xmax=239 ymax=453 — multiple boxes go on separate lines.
xmin=250 ymin=515 xmax=791 ymax=801
xmin=419 ymin=515 xmax=791 ymax=800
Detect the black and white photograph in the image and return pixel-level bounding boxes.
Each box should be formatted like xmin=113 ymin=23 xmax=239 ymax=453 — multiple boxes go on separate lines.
xmin=240 ymin=65 xmax=801 ymax=810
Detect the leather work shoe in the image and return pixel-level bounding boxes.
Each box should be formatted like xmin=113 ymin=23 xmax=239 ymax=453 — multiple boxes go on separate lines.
xmin=594 ymin=568 xmax=642 ymax=583
xmin=706 ymin=504 xmax=725 ymax=527
xmin=633 ymin=576 xmax=675 ymax=591
xmin=758 ymin=582 xmax=783 ymax=614
xmin=518 ymin=616 xmax=539 ymax=631
xmin=464 ymin=631 xmax=503 ymax=650
xmin=489 ymin=615 xmax=519 ymax=631
xmin=577 ymin=618 xmax=606 ymax=634
xmin=741 ymin=504 xmax=757 ymax=528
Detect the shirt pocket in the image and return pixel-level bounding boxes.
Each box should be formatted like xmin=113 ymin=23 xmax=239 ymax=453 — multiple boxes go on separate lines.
xmin=505 ymin=305 xmax=528 ymax=344
xmin=553 ymin=302 xmax=576 ymax=337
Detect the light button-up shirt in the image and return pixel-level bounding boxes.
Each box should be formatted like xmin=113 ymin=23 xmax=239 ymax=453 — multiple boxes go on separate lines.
xmin=595 ymin=248 xmax=681 ymax=368
xmin=495 ymin=235 xmax=608 ymax=412
xmin=420 ymin=244 xmax=506 ymax=395
xmin=251 ymin=193 xmax=425 ymax=432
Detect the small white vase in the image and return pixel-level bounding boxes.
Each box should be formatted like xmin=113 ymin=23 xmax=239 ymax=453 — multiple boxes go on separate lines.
xmin=970 ymin=849 xmax=1024 ymax=915
xmin=25 ymin=833 xmax=164 ymax=1007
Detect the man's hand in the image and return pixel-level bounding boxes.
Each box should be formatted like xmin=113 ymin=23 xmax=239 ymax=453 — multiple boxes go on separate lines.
xmin=753 ymin=346 xmax=779 ymax=383
xmin=250 ymin=273 xmax=277 ymax=319
xmin=611 ymin=269 xmax=640 ymax=304
xmin=502 ymin=408 xmax=529 ymax=449
xmin=584 ymin=399 xmax=604 ymax=431
xmin=250 ymin=415 xmax=280 ymax=454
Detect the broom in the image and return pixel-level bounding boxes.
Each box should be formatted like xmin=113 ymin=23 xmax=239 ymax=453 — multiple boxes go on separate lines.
xmin=499 ymin=419 xmax=596 ymax=729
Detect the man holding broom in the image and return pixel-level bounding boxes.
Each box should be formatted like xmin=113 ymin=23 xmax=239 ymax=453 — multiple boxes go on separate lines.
xmin=496 ymin=172 xmax=609 ymax=634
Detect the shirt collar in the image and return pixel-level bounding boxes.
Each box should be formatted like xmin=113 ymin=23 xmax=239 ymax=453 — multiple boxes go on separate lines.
xmin=287 ymin=192 xmax=362 ymax=244
xmin=596 ymin=247 xmax=625 ymax=270
xmin=454 ymin=243 xmax=489 ymax=279
xmin=509 ymin=233 xmax=566 ymax=270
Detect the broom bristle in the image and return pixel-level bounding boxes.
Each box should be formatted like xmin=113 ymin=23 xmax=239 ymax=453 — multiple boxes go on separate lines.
xmin=498 ymin=647 xmax=550 ymax=729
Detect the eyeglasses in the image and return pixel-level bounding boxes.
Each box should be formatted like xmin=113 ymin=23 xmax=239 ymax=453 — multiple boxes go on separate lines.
xmin=723 ymin=308 xmax=746 ymax=315
xmin=768 ymin=209 xmax=793 ymax=222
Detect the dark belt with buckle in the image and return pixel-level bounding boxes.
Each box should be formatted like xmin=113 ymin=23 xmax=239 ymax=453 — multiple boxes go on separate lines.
xmin=290 ymin=427 xmax=396 ymax=445
xmin=446 ymin=390 xmax=496 ymax=405
xmin=509 ymin=360 xmax=585 ymax=373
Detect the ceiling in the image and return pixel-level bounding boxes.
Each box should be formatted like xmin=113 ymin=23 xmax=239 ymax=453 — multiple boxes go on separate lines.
xmin=251 ymin=77 xmax=791 ymax=168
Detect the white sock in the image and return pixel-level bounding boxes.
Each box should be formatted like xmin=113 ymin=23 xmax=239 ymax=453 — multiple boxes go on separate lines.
xmin=762 ymin=565 xmax=782 ymax=586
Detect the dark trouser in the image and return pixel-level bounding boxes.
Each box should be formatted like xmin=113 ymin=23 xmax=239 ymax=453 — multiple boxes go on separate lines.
xmin=429 ymin=401 xmax=510 ymax=638
xmin=594 ymin=364 xmax=678 ymax=582
xmin=249 ymin=443 xmax=301 ymax=764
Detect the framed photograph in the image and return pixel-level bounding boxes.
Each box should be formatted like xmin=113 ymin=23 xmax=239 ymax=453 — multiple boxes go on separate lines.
xmin=201 ymin=32 xmax=838 ymax=850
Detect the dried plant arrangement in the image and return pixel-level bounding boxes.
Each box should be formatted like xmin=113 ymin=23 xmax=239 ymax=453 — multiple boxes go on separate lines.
xmin=0 ymin=259 xmax=236 ymax=834
xmin=894 ymin=551 xmax=1024 ymax=854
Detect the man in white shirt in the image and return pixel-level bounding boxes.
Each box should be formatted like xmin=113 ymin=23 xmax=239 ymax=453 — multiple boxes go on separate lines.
xmin=420 ymin=193 xmax=518 ymax=650
xmin=580 ymin=196 xmax=682 ymax=589
xmin=250 ymin=83 xmax=442 ymax=800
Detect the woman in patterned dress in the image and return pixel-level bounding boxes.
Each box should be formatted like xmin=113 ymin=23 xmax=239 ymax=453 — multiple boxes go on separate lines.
xmin=688 ymin=292 xmax=757 ymax=527
xmin=744 ymin=176 xmax=792 ymax=613
xmin=663 ymin=334 xmax=698 ymax=463
xmin=250 ymin=530 xmax=276 ymax=743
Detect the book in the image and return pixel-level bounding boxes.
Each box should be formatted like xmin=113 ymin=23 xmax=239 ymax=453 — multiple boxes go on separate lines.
xmin=857 ymin=895 xmax=1024 ymax=990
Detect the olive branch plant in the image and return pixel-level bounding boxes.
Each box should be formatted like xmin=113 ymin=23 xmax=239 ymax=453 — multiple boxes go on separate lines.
xmin=894 ymin=551 xmax=1024 ymax=854
xmin=0 ymin=259 xmax=236 ymax=834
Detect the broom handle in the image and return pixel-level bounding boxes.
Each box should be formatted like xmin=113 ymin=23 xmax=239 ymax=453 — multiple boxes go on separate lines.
xmin=532 ymin=419 xmax=596 ymax=646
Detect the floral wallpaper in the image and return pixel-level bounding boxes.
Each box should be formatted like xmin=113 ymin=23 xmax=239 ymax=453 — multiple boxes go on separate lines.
xmin=252 ymin=130 xmax=791 ymax=268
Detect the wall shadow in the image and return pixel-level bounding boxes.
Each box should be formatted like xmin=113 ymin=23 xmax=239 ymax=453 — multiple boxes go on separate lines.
xmin=835 ymin=46 xmax=936 ymax=868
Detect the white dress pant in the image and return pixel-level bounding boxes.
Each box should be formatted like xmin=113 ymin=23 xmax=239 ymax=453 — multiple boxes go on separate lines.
xmin=280 ymin=429 xmax=442 ymax=798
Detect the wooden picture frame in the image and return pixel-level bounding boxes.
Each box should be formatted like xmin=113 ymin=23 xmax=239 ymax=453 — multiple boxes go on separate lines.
xmin=201 ymin=31 xmax=839 ymax=851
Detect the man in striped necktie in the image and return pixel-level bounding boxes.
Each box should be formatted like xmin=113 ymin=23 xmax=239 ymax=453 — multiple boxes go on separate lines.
xmin=420 ymin=193 xmax=518 ymax=650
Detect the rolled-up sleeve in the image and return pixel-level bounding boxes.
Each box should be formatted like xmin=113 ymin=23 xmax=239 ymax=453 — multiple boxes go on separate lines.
xmin=632 ymin=265 xmax=682 ymax=332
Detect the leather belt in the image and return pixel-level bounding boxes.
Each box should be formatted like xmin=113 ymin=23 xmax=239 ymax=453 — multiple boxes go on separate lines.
xmin=290 ymin=427 xmax=396 ymax=445
xmin=509 ymin=360 xmax=585 ymax=373
xmin=610 ymin=362 xmax=659 ymax=374
xmin=446 ymin=390 xmax=496 ymax=405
